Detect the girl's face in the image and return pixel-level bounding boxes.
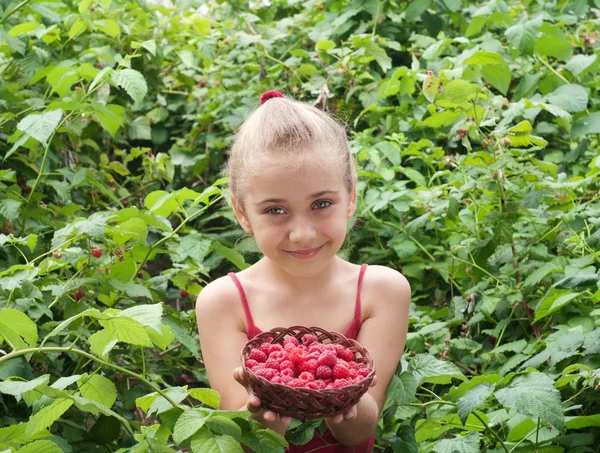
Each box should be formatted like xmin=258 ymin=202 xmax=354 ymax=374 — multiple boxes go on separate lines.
xmin=232 ymin=155 xmax=356 ymax=277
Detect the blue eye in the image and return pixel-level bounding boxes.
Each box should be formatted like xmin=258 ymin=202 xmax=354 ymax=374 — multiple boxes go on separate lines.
xmin=265 ymin=207 xmax=285 ymax=215
xmin=314 ymin=200 xmax=332 ymax=210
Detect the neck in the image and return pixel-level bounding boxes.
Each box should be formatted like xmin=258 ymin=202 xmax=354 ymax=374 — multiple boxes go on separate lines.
xmin=260 ymin=256 xmax=341 ymax=293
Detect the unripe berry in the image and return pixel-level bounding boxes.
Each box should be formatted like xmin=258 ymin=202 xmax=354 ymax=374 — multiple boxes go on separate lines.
xmin=503 ymin=137 xmax=512 ymax=146
xmin=52 ymin=250 xmax=63 ymax=259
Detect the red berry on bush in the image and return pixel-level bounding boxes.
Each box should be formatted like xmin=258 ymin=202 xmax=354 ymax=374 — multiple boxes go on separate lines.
xmin=466 ymin=296 xmax=472 ymax=302
xmin=74 ymin=288 xmax=85 ymax=301
xmin=178 ymin=374 xmax=189 ymax=384
xmin=91 ymin=248 xmax=102 ymax=258
xmin=457 ymin=129 xmax=467 ymax=139
xmin=488 ymin=336 xmax=497 ymax=345
xmin=180 ymin=289 xmax=189 ymax=298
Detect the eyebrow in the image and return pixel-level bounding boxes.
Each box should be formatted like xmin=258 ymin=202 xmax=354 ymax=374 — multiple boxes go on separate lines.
xmin=254 ymin=190 xmax=340 ymax=205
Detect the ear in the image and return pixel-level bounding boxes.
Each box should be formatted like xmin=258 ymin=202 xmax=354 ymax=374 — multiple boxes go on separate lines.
xmin=231 ymin=196 xmax=253 ymax=234
xmin=347 ymin=178 xmax=357 ymax=218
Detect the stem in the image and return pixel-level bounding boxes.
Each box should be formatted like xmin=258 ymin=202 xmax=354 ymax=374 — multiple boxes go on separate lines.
xmin=534 ymin=418 xmax=540 ymax=452
xmin=136 ymin=195 xmax=223 ymax=275
xmin=471 ymin=411 xmax=510 ymax=453
xmin=0 ymin=0 xmax=32 ymax=24
xmin=0 ymin=347 xmax=181 ymax=408
xmin=536 ymin=56 xmax=570 ymax=85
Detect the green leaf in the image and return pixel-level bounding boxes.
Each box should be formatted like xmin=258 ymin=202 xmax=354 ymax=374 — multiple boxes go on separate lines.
xmin=565 ymin=414 xmax=600 ymax=429
xmin=463 ymin=51 xmax=504 ymax=66
xmin=119 ymin=304 xmax=163 ymax=333
xmin=207 ymin=416 xmax=242 ymax=440
xmin=25 ymin=398 xmax=74 ymax=439
xmin=315 ymin=40 xmax=335 ymax=51
xmin=188 ymin=388 xmax=221 ymax=409
xmin=365 ymin=41 xmax=391 ymax=72
xmin=505 ymin=17 xmax=541 ymax=55
xmin=177 ymin=235 xmax=212 ymax=264
xmin=111 ymin=69 xmax=148 ymax=105
xmin=565 ymin=54 xmax=597 ymax=76
xmin=523 ymin=262 xmax=562 ymax=287
xmin=408 ymin=354 xmax=466 ymax=384
xmin=441 ymin=79 xmax=479 ymax=104
xmin=109 ymin=257 xmax=137 ymax=282
xmin=190 ymin=430 xmax=243 ymax=453
xmin=17 ymin=440 xmax=64 ymax=453
xmin=387 ymin=372 xmax=417 ymax=405
xmin=88 ymin=329 xmax=118 ymax=358
xmin=41 ymin=309 xmax=106 ymax=345
xmin=17 ymin=109 xmax=63 ymax=146
xmin=494 ymin=372 xmax=564 ymax=430
xmin=173 ymin=408 xmax=208 ymax=444
xmin=553 ymin=274 xmax=598 ymax=289
xmin=433 ymin=432 xmax=481 ymax=453
xmin=108 ymin=279 xmax=152 ymax=299
xmin=545 ymin=84 xmax=589 ymax=113
xmin=0 ymin=375 xmax=49 ymax=402
xmin=534 ymin=24 xmax=572 ymax=61
xmin=534 ymin=289 xmax=581 ymax=321
xmin=400 ymin=168 xmax=427 ymax=187
xmin=481 ymin=59 xmax=511 ymax=94
xmin=141 ymin=40 xmax=157 ymax=55
xmin=405 ymin=0 xmax=432 ymax=21
xmin=0 ymin=198 xmax=22 ymax=222
xmin=68 ymin=18 xmax=86 ymax=39
xmin=162 ymin=316 xmax=199 ymax=358
xmin=92 ymin=102 xmax=125 ymax=137
xmin=457 ymin=383 xmax=494 ymax=424
xmin=147 ymin=324 xmax=175 ymax=350
xmin=77 ymin=374 xmax=117 ymax=408
xmin=571 ymin=112 xmax=600 ymax=136
xmin=144 ymin=191 xmax=178 ymax=217
xmin=0 ymin=309 xmax=38 ymax=350
xmin=99 ymin=317 xmax=153 ymax=347
xmin=111 ymin=217 xmax=148 ymax=245
xmin=211 ymin=242 xmax=249 ymax=270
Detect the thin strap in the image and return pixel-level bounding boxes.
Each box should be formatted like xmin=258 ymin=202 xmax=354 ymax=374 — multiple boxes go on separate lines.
xmin=228 ymin=272 xmax=256 ymax=334
xmin=355 ymin=264 xmax=368 ymax=330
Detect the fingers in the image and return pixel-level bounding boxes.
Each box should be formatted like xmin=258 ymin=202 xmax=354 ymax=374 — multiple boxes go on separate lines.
xmin=370 ymin=375 xmax=378 ymax=387
xmin=280 ymin=415 xmax=293 ymax=426
xmin=233 ymin=367 xmax=246 ymax=385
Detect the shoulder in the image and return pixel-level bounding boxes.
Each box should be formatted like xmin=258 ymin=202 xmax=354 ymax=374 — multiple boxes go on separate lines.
xmin=362 ymin=265 xmax=411 ymax=312
xmin=195 ymin=274 xmax=242 ymax=326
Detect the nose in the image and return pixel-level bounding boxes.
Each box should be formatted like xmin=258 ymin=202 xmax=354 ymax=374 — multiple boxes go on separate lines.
xmin=288 ymin=216 xmax=317 ymax=244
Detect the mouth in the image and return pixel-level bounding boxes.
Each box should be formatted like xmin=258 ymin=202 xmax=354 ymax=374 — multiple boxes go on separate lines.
xmin=285 ymin=245 xmax=324 ymax=259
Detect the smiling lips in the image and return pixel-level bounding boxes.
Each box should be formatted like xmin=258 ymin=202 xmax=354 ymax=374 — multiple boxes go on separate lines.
xmin=285 ymin=245 xmax=324 ymax=259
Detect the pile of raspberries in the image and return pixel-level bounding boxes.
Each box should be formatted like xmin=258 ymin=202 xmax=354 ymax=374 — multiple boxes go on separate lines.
xmin=245 ymin=334 xmax=371 ymax=390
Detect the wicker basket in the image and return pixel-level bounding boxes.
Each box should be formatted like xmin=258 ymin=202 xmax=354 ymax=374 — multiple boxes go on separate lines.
xmin=240 ymin=326 xmax=376 ymax=420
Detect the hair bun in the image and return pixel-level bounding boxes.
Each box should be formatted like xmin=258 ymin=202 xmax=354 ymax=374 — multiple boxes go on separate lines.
xmin=260 ymin=90 xmax=285 ymax=105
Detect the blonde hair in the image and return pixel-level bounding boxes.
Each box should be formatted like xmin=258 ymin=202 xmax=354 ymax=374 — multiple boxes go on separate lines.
xmin=226 ymin=96 xmax=356 ymax=210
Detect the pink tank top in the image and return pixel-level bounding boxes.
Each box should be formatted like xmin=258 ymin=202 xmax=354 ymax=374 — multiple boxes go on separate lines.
xmin=228 ymin=263 xmax=374 ymax=453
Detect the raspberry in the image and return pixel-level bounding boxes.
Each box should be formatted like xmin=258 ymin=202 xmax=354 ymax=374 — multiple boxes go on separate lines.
xmin=280 ymin=368 xmax=295 ymax=379
xmin=265 ymin=359 xmax=280 ymax=370
xmin=245 ymin=359 xmax=259 ymax=369
xmin=279 ymin=360 xmax=294 ymax=371
xmin=180 ymin=289 xmax=189 ymax=298
xmin=269 ymin=351 xmax=286 ymax=362
xmin=73 ymin=288 xmax=85 ymax=301
xmin=283 ymin=336 xmax=299 ymax=347
xmin=317 ymin=351 xmax=337 ymax=368
xmin=259 ymin=342 xmax=271 ymax=355
xmin=348 ymin=368 xmax=358 ymax=379
xmin=308 ymin=380 xmax=327 ymax=390
xmin=298 ymin=371 xmax=315 ymax=383
xmin=316 ymin=365 xmax=332 ymax=380
xmin=340 ymin=348 xmax=354 ymax=362
xmin=268 ymin=344 xmax=283 ymax=354
xmin=302 ymin=334 xmax=318 ymax=346
xmin=357 ymin=367 xmax=371 ymax=377
xmin=307 ymin=351 xmax=320 ymax=360
xmin=333 ymin=363 xmax=350 ymax=380
xmin=308 ymin=343 xmax=326 ymax=354
xmin=290 ymin=347 xmax=305 ymax=364
xmin=283 ymin=342 xmax=296 ymax=353
xmin=249 ymin=349 xmax=267 ymax=363
xmin=254 ymin=367 xmax=276 ymax=380
xmin=333 ymin=378 xmax=350 ymax=389
xmin=271 ymin=375 xmax=284 ymax=384
xmin=90 ymin=248 xmax=102 ymax=258
xmin=334 ymin=344 xmax=345 ymax=356
xmin=289 ymin=378 xmax=304 ymax=388
xmin=299 ymin=359 xmax=318 ymax=375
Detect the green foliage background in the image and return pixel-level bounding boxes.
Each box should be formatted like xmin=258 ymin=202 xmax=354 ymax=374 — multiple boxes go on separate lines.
xmin=1 ymin=0 xmax=599 ymax=451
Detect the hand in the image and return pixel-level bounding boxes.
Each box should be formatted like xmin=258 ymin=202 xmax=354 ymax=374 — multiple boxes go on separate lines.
xmin=326 ymin=374 xmax=378 ymax=425
xmin=233 ymin=367 xmax=293 ymax=431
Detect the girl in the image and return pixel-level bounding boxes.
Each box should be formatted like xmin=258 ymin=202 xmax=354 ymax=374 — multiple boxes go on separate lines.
xmin=196 ymin=90 xmax=410 ymax=451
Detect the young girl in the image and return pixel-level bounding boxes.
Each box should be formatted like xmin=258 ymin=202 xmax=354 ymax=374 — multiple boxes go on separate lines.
xmin=196 ymin=90 xmax=410 ymax=451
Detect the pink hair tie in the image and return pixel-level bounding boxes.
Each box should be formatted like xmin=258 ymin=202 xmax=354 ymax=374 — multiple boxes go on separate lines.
xmin=260 ymin=90 xmax=284 ymax=105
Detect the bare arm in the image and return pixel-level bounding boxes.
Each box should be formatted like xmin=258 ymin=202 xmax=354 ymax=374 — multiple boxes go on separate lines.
xmin=325 ymin=266 xmax=411 ymax=446
xmin=196 ymin=277 xmax=292 ymax=436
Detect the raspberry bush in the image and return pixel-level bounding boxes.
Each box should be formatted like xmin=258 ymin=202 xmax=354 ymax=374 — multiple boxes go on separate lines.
xmin=1 ymin=0 xmax=599 ymax=451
